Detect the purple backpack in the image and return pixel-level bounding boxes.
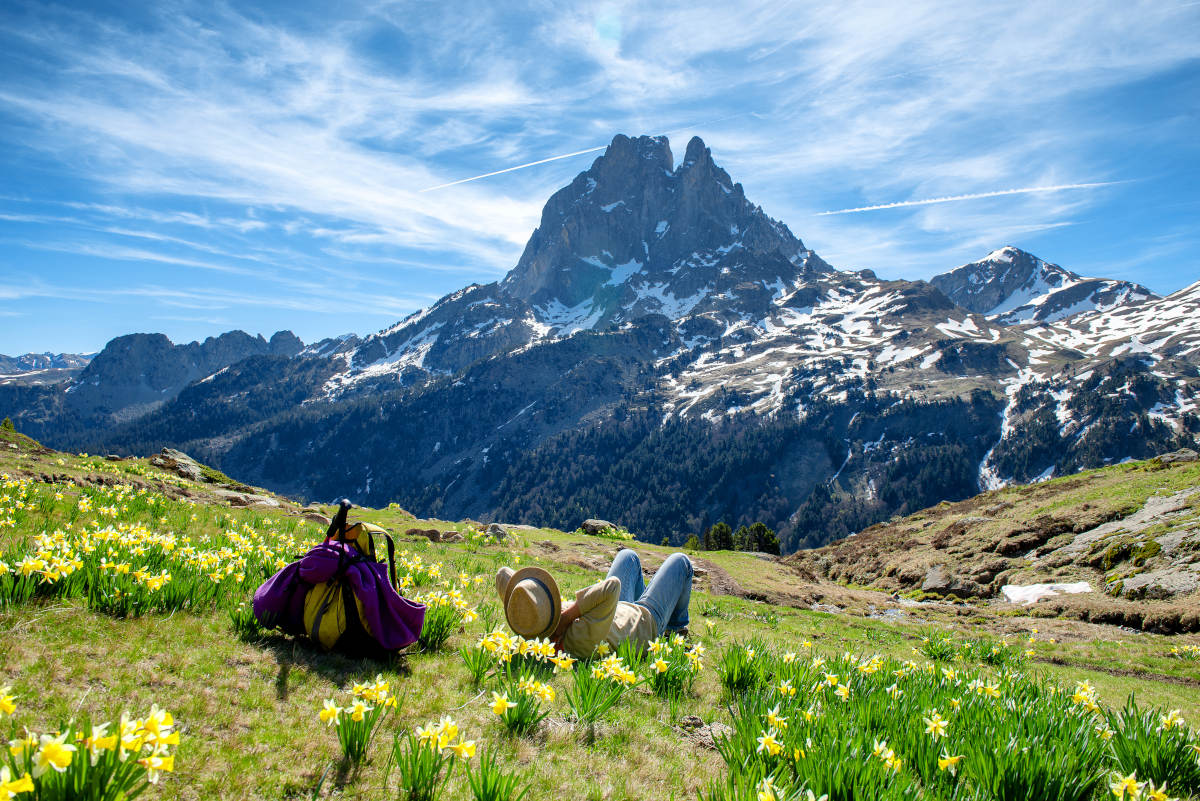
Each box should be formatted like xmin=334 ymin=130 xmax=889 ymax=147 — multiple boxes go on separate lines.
xmin=253 ymin=501 xmax=425 ymax=655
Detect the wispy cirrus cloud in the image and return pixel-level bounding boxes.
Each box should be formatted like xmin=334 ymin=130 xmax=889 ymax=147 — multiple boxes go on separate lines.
xmin=815 ymin=183 xmax=1120 ymax=215
xmin=0 ymin=0 xmax=1196 ymax=352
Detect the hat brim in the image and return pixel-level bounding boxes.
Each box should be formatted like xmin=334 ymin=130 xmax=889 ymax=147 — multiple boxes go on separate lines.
xmin=502 ymin=566 xmax=561 ymax=640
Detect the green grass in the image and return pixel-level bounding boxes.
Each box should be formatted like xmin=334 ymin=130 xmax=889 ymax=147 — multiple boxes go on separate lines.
xmin=2 ymin=445 xmax=1200 ymax=799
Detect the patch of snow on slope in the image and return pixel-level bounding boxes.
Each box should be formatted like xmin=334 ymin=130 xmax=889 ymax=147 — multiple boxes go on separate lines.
xmin=536 ymin=299 xmax=604 ymax=335
xmin=605 ymin=259 xmax=643 ymax=286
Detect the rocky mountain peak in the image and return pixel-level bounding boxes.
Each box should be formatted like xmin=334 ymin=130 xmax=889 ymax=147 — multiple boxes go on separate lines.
xmin=931 ymin=246 xmax=1155 ymax=324
xmin=499 ymin=133 xmax=822 ymax=332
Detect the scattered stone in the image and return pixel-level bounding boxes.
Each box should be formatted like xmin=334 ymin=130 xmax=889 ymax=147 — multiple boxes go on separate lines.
xmin=809 ymin=602 xmax=843 ymax=614
xmin=211 ymin=488 xmax=280 ymax=508
xmin=1156 ymin=448 xmax=1199 ymax=465
xmin=676 ymin=716 xmax=732 ymax=750
xmin=921 ymin=564 xmax=988 ymax=598
xmin=149 ymin=448 xmax=205 ymax=483
xmin=485 ymin=523 xmax=508 ymax=540
xmin=405 ymin=527 xmax=442 ymax=541
xmin=1118 ymin=569 xmax=1199 ymax=600
xmin=538 ymin=540 xmax=560 ymax=551
xmin=105 ymin=454 xmax=124 ymax=461
xmin=304 ymin=512 xmax=332 ymax=526
xmin=692 ymin=566 xmax=708 ymax=577
xmin=440 ymin=531 xmax=464 ymax=544
xmin=580 ymin=518 xmax=616 ymax=536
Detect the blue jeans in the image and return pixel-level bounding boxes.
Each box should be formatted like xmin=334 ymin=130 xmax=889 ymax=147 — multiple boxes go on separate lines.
xmin=606 ymin=550 xmax=693 ymax=636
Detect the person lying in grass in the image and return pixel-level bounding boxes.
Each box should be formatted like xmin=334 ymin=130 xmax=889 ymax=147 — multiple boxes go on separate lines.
xmin=495 ymin=549 xmax=693 ymax=658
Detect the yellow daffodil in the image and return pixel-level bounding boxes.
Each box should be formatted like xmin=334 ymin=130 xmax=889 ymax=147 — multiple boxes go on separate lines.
xmin=137 ymin=751 xmax=175 ymax=784
xmin=834 ymin=684 xmax=850 ymax=701
xmin=0 ymin=687 xmax=14 ymax=717
xmin=1142 ymin=781 xmax=1176 ymax=801
xmin=33 ymin=732 xmax=76 ymax=777
xmin=653 ymin=658 xmax=669 ymax=674
xmin=924 ymin=709 xmax=948 ymax=739
xmin=0 ymin=766 xmax=35 ymax=798
xmin=448 ymin=739 xmax=476 ymax=759
xmin=938 ymin=752 xmax=964 ymax=774
xmin=1110 ymin=773 xmax=1140 ymax=799
xmin=1160 ymin=710 xmax=1184 ymax=731
xmin=766 ymin=705 xmax=787 ymax=730
xmin=757 ymin=777 xmax=777 ymax=801
xmin=491 ymin=693 xmax=515 ymax=716
xmin=84 ymin=724 xmax=117 ymax=765
xmin=319 ymin=700 xmax=341 ymax=725
xmin=755 ymin=728 xmax=782 ymax=757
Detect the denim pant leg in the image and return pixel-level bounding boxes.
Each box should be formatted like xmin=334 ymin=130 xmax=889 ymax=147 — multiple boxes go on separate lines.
xmin=606 ymin=548 xmax=645 ymax=603
xmin=636 ymin=553 xmax=693 ymax=634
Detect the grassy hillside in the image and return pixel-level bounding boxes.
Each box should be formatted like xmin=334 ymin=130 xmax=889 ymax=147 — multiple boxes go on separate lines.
xmin=787 ymin=451 xmax=1200 ymax=632
xmin=2 ymin=431 xmax=1200 ymax=800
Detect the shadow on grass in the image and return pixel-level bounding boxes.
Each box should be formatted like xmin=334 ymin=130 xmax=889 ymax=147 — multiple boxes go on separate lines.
xmin=258 ymin=635 xmax=411 ymax=701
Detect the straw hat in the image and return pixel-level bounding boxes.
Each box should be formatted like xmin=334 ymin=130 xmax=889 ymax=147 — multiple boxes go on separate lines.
xmin=496 ymin=566 xmax=561 ymax=640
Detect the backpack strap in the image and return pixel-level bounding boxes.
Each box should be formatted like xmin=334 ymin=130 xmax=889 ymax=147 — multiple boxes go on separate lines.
xmin=324 ymin=499 xmax=352 ymax=543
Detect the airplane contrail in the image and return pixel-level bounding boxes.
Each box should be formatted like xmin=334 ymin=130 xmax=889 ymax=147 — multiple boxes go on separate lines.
xmin=815 ymin=182 xmax=1118 ymax=215
xmin=419 ymin=112 xmax=756 ymax=193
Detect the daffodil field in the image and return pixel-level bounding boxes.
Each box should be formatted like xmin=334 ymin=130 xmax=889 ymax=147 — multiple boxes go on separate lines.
xmin=1 ymin=437 xmax=1200 ymax=800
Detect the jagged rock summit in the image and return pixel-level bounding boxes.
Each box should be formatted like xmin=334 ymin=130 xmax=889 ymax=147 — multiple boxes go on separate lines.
xmin=931 ymin=246 xmax=1155 ymax=324
xmin=501 ymin=134 xmax=825 ymax=325
xmin=334 ymin=134 xmax=834 ymax=393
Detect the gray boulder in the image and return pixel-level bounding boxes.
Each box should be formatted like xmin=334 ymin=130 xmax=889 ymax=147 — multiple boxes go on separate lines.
xmin=150 ymin=448 xmax=205 ymax=483
xmin=1157 ymin=448 xmax=1199 ymax=465
xmin=1117 ymin=568 xmax=1199 ymax=600
xmin=921 ymin=564 xmax=988 ymax=598
xmin=581 ymin=519 xmax=617 ymax=536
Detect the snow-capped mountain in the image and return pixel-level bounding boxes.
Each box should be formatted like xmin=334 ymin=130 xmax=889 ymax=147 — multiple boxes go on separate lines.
xmin=931 ymin=246 xmax=1156 ymax=325
xmin=0 ymin=351 xmax=94 ymax=386
xmin=2 ymin=134 xmax=1195 ymax=552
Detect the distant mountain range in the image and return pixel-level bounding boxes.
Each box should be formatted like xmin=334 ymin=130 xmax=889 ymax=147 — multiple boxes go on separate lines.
xmin=2 ymin=134 xmax=1196 ymax=551
xmin=0 ymin=351 xmax=94 ymax=386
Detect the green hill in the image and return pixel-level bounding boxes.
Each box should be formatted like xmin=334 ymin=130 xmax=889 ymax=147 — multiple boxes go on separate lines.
xmin=1 ymin=436 xmax=1199 ymax=800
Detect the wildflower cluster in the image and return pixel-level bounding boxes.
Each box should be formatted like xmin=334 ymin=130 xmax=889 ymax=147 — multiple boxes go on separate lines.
xmin=705 ymin=639 xmax=1200 ymax=801
xmin=0 ymin=476 xmax=312 ymax=616
xmin=391 ymin=717 xmax=475 ymax=801
xmin=489 ymin=674 xmax=553 ymax=736
xmin=319 ymin=675 xmax=397 ymax=763
xmin=3 ymin=701 xmax=181 ymax=800
xmin=476 ymin=630 xmax=575 ymax=677
xmin=591 ymin=654 xmax=639 ymax=686
xmin=1168 ymin=644 xmax=1199 ymax=660
xmin=412 ymin=587 xmax=479 ymax=651
xmin=645 ymin=635 xmax=704 ymax=698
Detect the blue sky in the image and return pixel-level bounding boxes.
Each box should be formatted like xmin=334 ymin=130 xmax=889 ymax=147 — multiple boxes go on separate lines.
xmin=1 ymin=1 xmax=1198 ymax=354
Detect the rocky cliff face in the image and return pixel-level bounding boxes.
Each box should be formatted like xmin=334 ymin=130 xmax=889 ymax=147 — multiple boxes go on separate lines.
xmin=931 ymin=246 xmax=1155 ymax=324
xmin=501 ymin=134 xmax=822 ymax=325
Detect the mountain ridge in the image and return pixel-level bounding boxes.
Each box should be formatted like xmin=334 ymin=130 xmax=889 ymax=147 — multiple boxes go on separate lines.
xmin=1 ymin=133 xmax=1195 ymax=553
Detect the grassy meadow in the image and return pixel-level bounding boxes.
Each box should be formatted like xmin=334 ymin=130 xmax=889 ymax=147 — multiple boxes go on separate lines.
xmin=1 ymin=429 xmax=1199 ymax=800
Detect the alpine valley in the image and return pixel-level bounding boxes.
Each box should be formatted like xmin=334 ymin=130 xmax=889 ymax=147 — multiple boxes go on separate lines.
xmin=6 ymin=135 xmax=1198 ymax=552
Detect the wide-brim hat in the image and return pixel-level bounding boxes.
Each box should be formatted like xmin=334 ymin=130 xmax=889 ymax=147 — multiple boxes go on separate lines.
xmin=497 ymin=565 xmax=561 ymax=640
